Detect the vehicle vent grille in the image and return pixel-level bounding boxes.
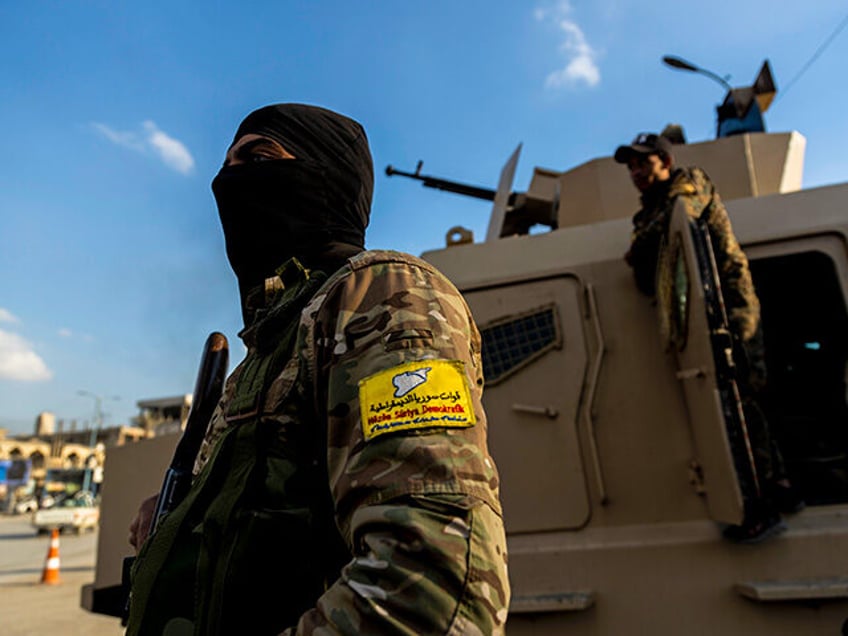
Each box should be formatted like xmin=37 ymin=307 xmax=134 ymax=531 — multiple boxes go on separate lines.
xmin=480 ymin=305 xmax=561 ymax=385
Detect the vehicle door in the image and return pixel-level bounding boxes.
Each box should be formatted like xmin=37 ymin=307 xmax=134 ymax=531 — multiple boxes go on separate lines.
xmin=463 ymin=275 xmax=592 ymax=533
xmin=658 ymin=202 xmax=759 ymax=525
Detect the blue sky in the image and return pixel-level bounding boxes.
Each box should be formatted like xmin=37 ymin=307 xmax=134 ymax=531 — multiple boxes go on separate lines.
xmin=1 ymin=1 xmax=847 ymax=435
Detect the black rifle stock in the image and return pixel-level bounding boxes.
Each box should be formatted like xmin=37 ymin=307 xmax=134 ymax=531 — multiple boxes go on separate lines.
xmin=148 ymin=331 xmax=229 ymax=534
xmin=120 ymin=331 xmax=229 ymax=623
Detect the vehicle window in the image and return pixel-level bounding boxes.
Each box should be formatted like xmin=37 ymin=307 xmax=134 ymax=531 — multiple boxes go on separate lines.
xmin=479 ymin=304 xmax=561 ymax=385
xmin=750 ymin=250 xmax=848 ymax=506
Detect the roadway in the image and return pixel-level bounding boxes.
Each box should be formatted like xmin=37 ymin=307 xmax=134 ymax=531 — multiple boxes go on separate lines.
xmin=0 ymin=513 xmax=123 ymax=635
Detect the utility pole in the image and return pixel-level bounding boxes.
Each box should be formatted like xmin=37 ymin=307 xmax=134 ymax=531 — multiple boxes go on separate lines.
xmin=77 ymin=391 xmax=119 ymax=494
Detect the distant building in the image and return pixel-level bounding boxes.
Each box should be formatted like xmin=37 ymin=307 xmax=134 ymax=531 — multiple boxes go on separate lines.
xmin=0 ymin=395 xmax=193 ymax=503
xmin=134 ymin=395 xmax=192 ymax=437
xmin=2 ymin=418 xmax=146 ymax=485
xmin=0 ymin=398 xmax=186 ymax=502
xmin=35 ymin=412 xmax=55 ymax=436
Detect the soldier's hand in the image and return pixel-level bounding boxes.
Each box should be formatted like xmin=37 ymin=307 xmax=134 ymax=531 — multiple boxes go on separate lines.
xmin=129 ymin=493 xmax=158 ymax=554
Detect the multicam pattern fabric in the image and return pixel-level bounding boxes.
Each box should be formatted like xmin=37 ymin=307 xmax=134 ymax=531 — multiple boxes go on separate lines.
xmin=194 ymin=249 xmax=510 ymax=635
xmin=627 ymin=166 xmax=761 ymax=343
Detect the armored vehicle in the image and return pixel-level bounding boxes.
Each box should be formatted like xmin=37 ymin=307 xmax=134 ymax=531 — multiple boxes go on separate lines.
xmin=83 ymin=64 xmax=848 ymax=634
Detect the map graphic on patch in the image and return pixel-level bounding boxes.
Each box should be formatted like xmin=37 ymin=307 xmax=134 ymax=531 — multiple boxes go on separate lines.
xmin=392 ymin=367 xmax=432 ymax=397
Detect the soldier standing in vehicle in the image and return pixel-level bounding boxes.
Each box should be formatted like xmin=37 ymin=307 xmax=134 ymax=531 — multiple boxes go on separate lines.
xmin=126 ymin=103 xmax=510 ymax=635
xmin=615 ymin=132 xmax=804 ymax=543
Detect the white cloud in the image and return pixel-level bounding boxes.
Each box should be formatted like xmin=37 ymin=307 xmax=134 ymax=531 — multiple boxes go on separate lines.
xmin=0 ymin=308 xmax=19 ymax=324
xmin=143 ymin=121 xmax=195 ymax=175
xmin=92 ymin=120 xmax=195 ymax=175
xmin=58 ymin=328 xmax=72 ymax=338
xmin=0 ymin=329 xmax=52 ymax=381
xmin=91 ymin=123 xmax=145 ymax=152
xmin=536 ymin=1 xmax=601 ymax=89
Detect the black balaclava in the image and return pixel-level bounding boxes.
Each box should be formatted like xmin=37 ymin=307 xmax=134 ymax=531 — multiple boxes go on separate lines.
xmin=211 ymin=103 xmax=374 ymax=320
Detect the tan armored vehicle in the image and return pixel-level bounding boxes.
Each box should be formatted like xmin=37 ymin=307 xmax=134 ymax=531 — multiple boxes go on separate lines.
xmin=84 ymin=65 xmax=848 ymax=634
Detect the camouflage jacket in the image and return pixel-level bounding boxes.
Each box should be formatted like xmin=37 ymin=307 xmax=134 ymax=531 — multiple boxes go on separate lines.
xmin=185 ymin=250 xmax=510 ymax=635
xmin=626 ymin=166 xmax=761 ymax=342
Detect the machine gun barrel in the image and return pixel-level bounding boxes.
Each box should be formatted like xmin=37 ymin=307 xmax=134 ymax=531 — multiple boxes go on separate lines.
xmin=385 ymin=161 xmax=497 ymax=202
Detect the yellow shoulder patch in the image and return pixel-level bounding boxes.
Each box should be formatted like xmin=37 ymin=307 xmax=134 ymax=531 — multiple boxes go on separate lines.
xmin=359 ymin=359 xmax=476 ymax=441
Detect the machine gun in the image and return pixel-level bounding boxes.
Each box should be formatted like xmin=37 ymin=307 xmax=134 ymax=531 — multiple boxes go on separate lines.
xmin=385 ymin=160 xmax=516 ymax=203
xmin=385 ymin=159 xmax=558 ymax=238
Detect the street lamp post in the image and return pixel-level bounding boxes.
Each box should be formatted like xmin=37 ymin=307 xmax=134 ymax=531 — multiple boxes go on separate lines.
xmin=663 ymin=55 xmax=775 ymax=139
xmin=662 ymin=55 xmax=732 ymax=92
xmin=77 ymin=390 xmax=119 ymax=493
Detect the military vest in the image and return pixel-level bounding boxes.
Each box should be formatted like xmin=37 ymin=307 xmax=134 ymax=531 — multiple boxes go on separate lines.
xmin=127 ymin=261 xmax=348 ymax=636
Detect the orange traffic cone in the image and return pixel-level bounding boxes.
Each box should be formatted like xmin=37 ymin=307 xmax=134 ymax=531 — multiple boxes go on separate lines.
xmin=40 ymin=528 xmax=61 ymax=585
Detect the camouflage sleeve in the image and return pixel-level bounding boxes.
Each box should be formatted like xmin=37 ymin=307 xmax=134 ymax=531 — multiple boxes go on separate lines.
xmin=286 ymin=250 xmax=510 ymax=635
xmin=691 ymin=171 xmax=761 ymax=342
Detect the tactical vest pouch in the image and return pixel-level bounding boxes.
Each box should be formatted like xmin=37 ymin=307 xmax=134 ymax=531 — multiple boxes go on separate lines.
xmin=126 ymin=421 xmax=240 ymax=636
xmin=129 ymin=397 xmax=327 ymax=636
xmin=127 ymin=266 xmax=336 ymax=636
xmin=195 ymin=419 xmax=326 ymax=635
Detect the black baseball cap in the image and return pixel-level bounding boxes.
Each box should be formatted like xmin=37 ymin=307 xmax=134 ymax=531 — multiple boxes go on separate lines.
xmin=614 ymin=132 xmax=673 ymax=163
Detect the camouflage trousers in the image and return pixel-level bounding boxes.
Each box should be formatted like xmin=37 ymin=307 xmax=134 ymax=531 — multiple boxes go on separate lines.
xmin=736 ymin=323 xmax=787 ymax=485
xmin=741 ymin=396 xmax=786 ymax=486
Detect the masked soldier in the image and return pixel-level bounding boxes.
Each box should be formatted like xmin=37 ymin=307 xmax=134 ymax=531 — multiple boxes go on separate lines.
xmin=615 ymin=132 xmax=803 ymax=543
xmin=127 ymin=103 xmax=510 ymax=634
